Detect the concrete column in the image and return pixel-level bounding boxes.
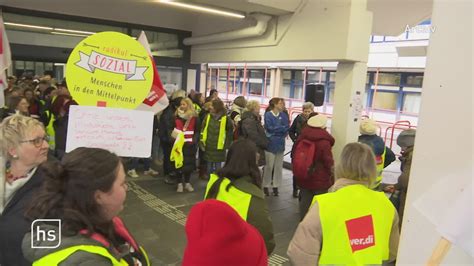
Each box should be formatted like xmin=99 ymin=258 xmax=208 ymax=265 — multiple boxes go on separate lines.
xmin=397 ymin=0 xmax=472 ymax=264
xmin=267 ymin=68 xmax=277 ymax=99
xmin=267 ymin=68 xmax=282 ymax=98
xmin=331 ymin=62 xmax=368 ymax=161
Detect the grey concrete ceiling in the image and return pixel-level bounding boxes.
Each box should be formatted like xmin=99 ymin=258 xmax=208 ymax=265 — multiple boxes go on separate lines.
xmin=0 ymin=0 xmax=432 ymax=36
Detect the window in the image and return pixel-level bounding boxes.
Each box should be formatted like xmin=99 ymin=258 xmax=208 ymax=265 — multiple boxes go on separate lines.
xmin=406 ymin=74 xmax=424 ymax=87
xmin=130 ymin=29 xmax=180 ymax=54
xmin=281 ymin=70 xmax=292 ymax=98
xmin=228 ymin=69 xmax=240 ymax=94
xmin=158 ymin=66 xmax=182 ymax=95
xmin=247 ymin=69 xmax=264 ymax=95
xmin=402 ymin=93 xmax=421 ymax=113
xmin=373 ymin=91 xmax=398 ymax=110
xmin=307 ymin=70 xmax=326 ymax=83
xmin=327 ymin=82 xmax=335 ymax=104
xmin=377 ymin=73 xmax=400 ymax=86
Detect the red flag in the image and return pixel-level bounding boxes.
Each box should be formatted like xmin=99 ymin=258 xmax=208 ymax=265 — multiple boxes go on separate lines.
xmin=0 ymin=13 xmax=12 ymax=107
xmin=136 ymin=31 xmax=169 ymax=114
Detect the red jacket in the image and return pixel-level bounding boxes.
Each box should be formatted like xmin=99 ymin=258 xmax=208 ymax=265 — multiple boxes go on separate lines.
xmin=295 ymin=126 xmax=335 ymax=190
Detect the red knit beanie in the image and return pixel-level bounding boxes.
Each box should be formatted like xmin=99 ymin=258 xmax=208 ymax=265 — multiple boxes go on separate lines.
xmin=182 ymin=200 xmax=268 ymax=266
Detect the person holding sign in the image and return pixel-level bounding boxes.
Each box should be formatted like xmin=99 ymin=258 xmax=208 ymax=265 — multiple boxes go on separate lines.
xmin=22 ymin=147 xmax=150 ymax=266
xmin=288 ymin=143 xmax=400 ymax=265
xmin=171 ymin=98 xmax=199 ymax=193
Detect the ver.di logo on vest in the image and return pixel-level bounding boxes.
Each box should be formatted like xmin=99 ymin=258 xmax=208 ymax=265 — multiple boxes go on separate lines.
xmin=345 ymin=215 xmax=375 ymax=252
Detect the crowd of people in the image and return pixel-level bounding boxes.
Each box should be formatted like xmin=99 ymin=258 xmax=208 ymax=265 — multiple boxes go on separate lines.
xmin=0 ymin=72 xmax=417 ymax=265
xmin=1 ymin=73 xmax=77 ymax=160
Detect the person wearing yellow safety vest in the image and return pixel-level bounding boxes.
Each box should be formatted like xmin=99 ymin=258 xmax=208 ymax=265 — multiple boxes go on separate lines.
xmin=204 ymin=139 xmax=275 ymax=255
xmin=189 ymin=92 xmax=204 ymax=116
xmin=288 ymin=143 xmax=400 ymax=265
xmin=199 ymin=99 xmax=233 ymax=178
xmin=22 ymin=148 xmax=150 ymax=266
xmin=171 ymin=98 xmax=200 ymax=193
xmin=358 ymin=118 xmax=395 ymax=190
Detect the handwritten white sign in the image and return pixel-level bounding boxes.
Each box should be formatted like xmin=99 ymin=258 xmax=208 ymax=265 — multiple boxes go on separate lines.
xmin=66 ymin=106 xmax=153 ymax=157
xmin=414 ymin=167 xmax=473 ymax=257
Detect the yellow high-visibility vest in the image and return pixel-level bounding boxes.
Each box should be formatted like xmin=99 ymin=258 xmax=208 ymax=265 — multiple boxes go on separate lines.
xmin=200 ymin=114 xmax=227 ymax=150
xmin=33 ymin=245 xmax=150 ymax=266
xmin=371 ymin=147 xmax=387 ymax=189
xmin=193 ymin=103 xmax=201 ymax=114
xmin=204 ymin=173 xmax=252 ymax=220
xmin=170 ymin=131 xmax=185 ymax=168
xmin=45 ymin=110 xmax=56 ymax=150
xmin=311 ymin=185 xmax=394 ymax=265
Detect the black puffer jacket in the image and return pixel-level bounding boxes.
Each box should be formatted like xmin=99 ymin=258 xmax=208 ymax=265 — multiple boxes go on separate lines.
xmin=158 ymin=97 xmax=182 ymax=143
xmin=288 ymin=114 xmax=308 ymax=142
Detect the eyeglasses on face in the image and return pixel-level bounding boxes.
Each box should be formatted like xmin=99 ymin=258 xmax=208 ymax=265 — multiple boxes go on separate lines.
xmin=20 ymin=136 xmax=49 ymax=147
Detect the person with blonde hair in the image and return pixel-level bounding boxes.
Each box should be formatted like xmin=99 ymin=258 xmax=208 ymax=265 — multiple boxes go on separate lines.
xmin=0 ymin=114 xmax=50 ymax=265
xmin=240 ymin=100 xmax=268 ymax=167
xmin=159 ymin=89 xmax=186 ymax=183
xmin=358 ymin=118 xmax=395 ymax=190
xmin=172 ymin=97 xmax=200 ymax=192
xmin=288 ymin=142 xmax=400 ymax=265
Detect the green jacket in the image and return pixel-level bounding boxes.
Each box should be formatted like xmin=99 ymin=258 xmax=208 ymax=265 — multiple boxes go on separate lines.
xmin=232 ymin=176 xmax=276 ymax=255
xmin=201 ymin=113 xmax=233 ymax=162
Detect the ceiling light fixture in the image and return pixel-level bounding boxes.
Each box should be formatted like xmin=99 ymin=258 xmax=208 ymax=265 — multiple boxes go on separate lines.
xmin=5 ymin=22 xmax=96 ymax=36
xmin=54 ymin=28 xmax=96 ymax=35
xmin=51 ymin=31 xmax=88 ymax=38
xmin=4 ymin=22 xmax=53 ymax=30
xmin=158 ymin=0 xmax=245 ymax=19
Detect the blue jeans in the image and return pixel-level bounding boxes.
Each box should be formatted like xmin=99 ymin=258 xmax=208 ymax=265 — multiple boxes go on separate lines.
xmin=129 ymin=158 xmax=151 ymax=171
xmin=207 ymin=162 xmax=222 ymax=178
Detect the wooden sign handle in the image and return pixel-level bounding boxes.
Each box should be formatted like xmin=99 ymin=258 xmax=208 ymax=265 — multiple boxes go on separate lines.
xmin=426 ymin=237 xmax=452 ymax=266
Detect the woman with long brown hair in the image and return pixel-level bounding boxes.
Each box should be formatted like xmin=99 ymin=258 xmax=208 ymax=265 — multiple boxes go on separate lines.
xmin=205 ymin=139 xmax=275 ymax=254
xmin=22 ymin=147 xmax=150 ymax=265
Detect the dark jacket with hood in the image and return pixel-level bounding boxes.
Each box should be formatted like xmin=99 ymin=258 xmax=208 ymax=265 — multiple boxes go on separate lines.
xmin=294 ymin=126 xmax=335 ymax=191
xmin=158 ymin=97 xmax=182 ymax=143
xmin=358 ymin=134 xmax=396 ymax=168
xmin=240 ymin=111 xmax=269 ymax=166
xmin=288 ymin=114 xmax=308 ymax=142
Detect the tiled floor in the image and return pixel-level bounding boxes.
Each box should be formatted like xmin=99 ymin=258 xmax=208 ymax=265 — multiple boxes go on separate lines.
xmin=120 ymin=161 xmax=401 ymax=265
xmin=120 ymin=167 xmax=298 ymax=266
